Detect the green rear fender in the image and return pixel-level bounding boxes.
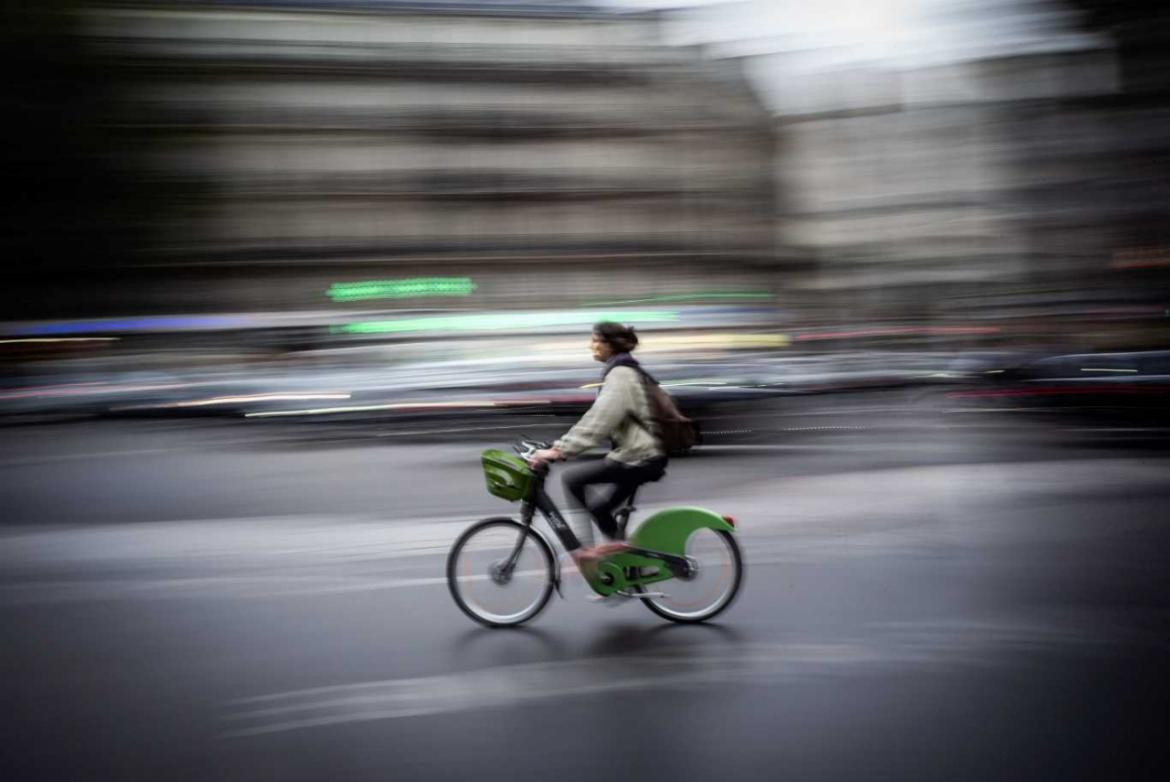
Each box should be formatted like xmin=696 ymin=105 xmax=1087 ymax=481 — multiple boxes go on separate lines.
xmin=629 ymin=507 xmax=735 ymax=555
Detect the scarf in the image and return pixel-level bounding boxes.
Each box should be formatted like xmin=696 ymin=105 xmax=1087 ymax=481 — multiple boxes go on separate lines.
xmin=602 ymin=352 xmax=658 ymax=384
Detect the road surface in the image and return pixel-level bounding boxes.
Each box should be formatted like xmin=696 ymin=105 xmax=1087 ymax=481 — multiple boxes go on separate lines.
xmin=2 ymin=412 xmax=1168 ymax=780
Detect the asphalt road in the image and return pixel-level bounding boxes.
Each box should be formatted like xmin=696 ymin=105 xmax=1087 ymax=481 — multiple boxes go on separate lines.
xmin=2 ymin=412 xmax=1169 ymax=781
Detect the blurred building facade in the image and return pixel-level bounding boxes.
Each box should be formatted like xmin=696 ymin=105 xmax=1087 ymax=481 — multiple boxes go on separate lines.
xmin=60 ymin=0 xmax=775 ymax=319
xmin=763 ymin=8 xmax=1169 ymax=348
xmin=772 ymin=49 xmax=1128 ymax=328
xmin=5 ymin=0 xmax=1167 ymax=352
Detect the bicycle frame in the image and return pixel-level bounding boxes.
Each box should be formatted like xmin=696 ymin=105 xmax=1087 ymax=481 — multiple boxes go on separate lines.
xmin=470 ymin=470 xmax=561 ymax=597
xmin=523 ymin=471 xmax=579 ymax=548
xmin=500 ymin=468 xmax=698 ymax=598
xmin=493 ymin=470 xmax=574 ymax=596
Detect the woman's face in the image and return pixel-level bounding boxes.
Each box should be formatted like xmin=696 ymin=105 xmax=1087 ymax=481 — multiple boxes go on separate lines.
xmin=590 ymin=333 xmax=614 ymax=362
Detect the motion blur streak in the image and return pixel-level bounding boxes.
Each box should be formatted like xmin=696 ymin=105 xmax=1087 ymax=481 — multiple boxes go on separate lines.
xmin=338 ymin=309 xmax=681 ymax=334
xmin=165 ymin=393 xmax=352 ymax=407
xmin=245 ymin=400 xmax=504 ymax=417
xmin=0 ymin=338 xmax=120 ymax=344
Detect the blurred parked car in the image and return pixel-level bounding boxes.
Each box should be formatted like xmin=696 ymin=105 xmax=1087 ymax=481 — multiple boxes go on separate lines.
xmin=943 ymin=350 xmax=1170 ymax=425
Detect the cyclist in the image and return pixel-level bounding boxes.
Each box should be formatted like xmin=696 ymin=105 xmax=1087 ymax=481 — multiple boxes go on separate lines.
xmin=530 ymin=321 xmax=667 ymax=569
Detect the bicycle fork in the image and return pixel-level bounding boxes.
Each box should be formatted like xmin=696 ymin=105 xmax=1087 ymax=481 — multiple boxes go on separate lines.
xmin=497 ymin=501 xmax=564 ymax=598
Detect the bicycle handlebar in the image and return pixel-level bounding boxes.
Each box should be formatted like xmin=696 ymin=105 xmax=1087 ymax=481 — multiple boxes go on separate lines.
xmin=513 ymin=438 xmax=555 ymax=474
xmin=513 ymin=438 xmax=551 ymax=460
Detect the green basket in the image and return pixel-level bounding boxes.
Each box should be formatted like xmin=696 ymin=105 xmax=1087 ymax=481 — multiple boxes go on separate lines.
xmin=481 ymin=449 xmax=535 ymax=502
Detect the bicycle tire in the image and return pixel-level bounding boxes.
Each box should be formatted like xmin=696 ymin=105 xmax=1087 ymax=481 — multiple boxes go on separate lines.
xmin=638 ymin=529 xmax=743 ymax=624
xmin=447 ymin=517 xmax=555 ymax=627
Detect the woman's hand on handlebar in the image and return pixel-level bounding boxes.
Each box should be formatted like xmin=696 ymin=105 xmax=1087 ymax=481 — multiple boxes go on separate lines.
xmin=529 ymin=447 xmax=564 ymax=470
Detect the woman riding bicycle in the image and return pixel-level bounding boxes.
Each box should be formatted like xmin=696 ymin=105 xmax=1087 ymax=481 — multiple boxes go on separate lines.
xmin=530 ymin=321 xmax=667 ymax=569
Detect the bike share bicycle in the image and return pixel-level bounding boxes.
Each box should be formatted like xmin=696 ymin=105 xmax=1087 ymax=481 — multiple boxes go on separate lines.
xmin=447 ymin=439 xmax=743 ymax=627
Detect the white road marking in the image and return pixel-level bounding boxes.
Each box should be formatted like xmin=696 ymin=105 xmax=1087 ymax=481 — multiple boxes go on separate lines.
xmin=2 ymin=458 xmax=1167 ymax=604
xmin=219 ymin=642 xmax=906 ymax=736
xmin=221 ymin=616 xmax=1162 ymax=737
xmin=0 ymin=436 xmax=322 ymax=467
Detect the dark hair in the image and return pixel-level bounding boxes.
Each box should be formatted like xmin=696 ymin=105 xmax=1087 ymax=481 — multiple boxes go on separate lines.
xmin=593 ymin=321 xmax=639 ymax=353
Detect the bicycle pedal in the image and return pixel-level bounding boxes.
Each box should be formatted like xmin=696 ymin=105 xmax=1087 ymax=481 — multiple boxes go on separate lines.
xmin=616 ymin=590 xmax=668 ymax=599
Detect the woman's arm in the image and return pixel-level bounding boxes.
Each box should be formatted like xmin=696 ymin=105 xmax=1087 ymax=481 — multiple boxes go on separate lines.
xmin=552 ymin=367 xmax=639 ymax=458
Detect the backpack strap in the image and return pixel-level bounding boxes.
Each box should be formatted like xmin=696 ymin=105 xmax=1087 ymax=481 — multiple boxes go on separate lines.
xmin=627 ymin=370 xmax=659 ymax=439
xmin=602 ymin=357 xmax=665 ymax=443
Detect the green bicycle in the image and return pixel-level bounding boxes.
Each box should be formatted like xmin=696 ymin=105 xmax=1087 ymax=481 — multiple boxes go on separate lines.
xmin=447 ymin=439 xmax=743 ymax=627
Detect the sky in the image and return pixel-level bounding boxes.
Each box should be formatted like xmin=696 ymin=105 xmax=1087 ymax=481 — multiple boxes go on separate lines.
xmin=604 ymin=0 xmax=1103 ymax=66
xmin=602 ymin=0 xmax=1109 ymax=113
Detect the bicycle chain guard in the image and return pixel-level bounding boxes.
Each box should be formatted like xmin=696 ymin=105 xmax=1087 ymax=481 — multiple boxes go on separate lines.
xmin=585 ymin=506 xmax=735 ymax=597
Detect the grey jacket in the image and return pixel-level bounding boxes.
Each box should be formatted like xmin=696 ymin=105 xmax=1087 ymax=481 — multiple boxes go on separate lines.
xmin=554 ymin=365 xmax=663 ymax=464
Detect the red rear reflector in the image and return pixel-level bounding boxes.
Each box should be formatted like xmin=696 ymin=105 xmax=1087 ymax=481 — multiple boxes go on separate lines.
xmin=722 ymin=515 xmax=736 ymax=527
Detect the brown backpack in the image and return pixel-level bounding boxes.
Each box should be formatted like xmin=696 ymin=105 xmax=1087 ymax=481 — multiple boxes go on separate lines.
xmin=634 ymin=374 xmax=700 ymax=455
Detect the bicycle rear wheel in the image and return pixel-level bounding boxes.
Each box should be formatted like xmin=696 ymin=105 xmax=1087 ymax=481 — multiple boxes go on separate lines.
xmin=639 ymin=528 xmax=742 ymax=623
xmin=447 ymin=518 xmax=555 ymax=627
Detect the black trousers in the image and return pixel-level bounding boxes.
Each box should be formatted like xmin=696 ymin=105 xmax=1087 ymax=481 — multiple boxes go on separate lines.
xmin=562 ymin=456 xmax=667 ymax=543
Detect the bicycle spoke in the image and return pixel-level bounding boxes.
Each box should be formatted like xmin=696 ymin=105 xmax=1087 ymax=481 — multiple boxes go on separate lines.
xmin=448 ymin=520 xmax=553 ymax=626
xmin=640 ymin=529 xmax=741 ymax=622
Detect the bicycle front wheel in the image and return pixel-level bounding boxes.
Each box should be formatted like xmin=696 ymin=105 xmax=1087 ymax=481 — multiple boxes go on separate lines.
xmin=447 ymin=518 xmax=555 ymax=627
xmin=639 ymin=528 xmax=743 ymax=623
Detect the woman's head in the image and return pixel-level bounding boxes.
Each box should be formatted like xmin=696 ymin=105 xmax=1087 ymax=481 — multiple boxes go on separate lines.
xmin=591 ymin=321 xmax=638 ymax=361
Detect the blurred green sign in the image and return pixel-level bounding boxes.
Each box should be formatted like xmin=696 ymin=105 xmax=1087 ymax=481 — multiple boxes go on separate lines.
xmin=328 ymin=277 xmax=477 ymax=302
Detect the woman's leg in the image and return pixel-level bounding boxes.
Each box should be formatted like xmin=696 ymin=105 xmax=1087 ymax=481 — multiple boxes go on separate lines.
xmin=592 ymin=457 xmax=668 ymax=537
xmin=563 ymin=458 xmax=669 ymax=585
xmin=564 ymin=457 xmax=666 ymax=541
xmin=562 ymin=459 xmax=628 ymax=540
